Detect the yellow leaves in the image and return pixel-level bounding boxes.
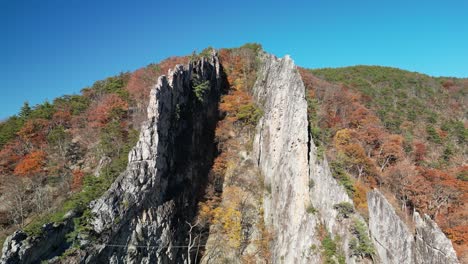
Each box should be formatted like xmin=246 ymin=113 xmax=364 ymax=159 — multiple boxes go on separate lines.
xmin=212 ymin=205 xmax=242 ymax=248
xmin=198 ymin=186 xmax=244 ymax=249
xmin=214 ymin=186 xmax=243 ymax=248
xmin=254 ymin=206 xmax=273 ymax=261
xmin=334 ymin=128 xmax=375 ymax=181
xmin=334 ymin=129 xmax=366 ymax=163
xmin=334 ymin=128 xmax=352 ymax=148
xmin=353 ymin=182 xmax=369 ymax=218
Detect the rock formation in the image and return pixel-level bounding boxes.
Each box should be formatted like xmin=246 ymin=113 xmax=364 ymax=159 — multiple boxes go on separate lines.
xmin=83 ymin=54 xmax=223 ymax=263
xmin=367 ymin=189 xmax=459 ymax=264
xmin=1 ymin=50 xmax=460 ymax=264
xmin=252 ymin=53 xmax=319 ymax=263
xmin=252 ymin=53 xmax=372 ymax=264
xmin=1 ymin=216 xmax=74 ymax=264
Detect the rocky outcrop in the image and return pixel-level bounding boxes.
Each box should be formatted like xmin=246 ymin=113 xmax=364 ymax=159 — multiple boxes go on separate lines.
xmin=367 ymin=189 xmax=459 ymax=264
xmin=413 ymin=212 xmax=459 ymax=264
xmin=82 ymin=54 xmax=223 ymax=263
xmin=252 ymin=53 xmax=319 ymax=263
xmin=367 ymin=190 xmax=414 ymax=263
xmin=1 ymin=216 xmax=74 ymax=264
xmin=2 ymin=49 xmax=460 ymax=264
xmin=308 ymin=147 xmax=369 ymax=264
xmin=252 ymin=53 xmax=373 ymax=264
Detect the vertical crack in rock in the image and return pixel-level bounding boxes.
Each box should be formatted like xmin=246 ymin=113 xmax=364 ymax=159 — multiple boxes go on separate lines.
xmin=84 ymin=54 xmax=224 ymax=263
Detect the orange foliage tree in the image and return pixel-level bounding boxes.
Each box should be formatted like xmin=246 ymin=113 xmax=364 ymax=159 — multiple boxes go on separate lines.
xmin=71 ymin=169 xmax=85 ymax=191
xmin=14 ymin=150 xmax=46 ymax=177
xmin=378 ymin=135 xmax=404 ymax=172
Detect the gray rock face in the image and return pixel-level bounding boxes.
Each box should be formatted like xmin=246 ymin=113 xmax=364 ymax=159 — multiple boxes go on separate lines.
xmin=309 ymin=147 xmax=368 ymax=264
xmin=413 ymin=212 xmax=459 ymax=264
xmin=0 ymin=217 xmax=74 ymax=264
xmin=252 ymin=53 xmax=372 ymax=264
xmin=252 ymin=53 xmax=319 ymax=263
xmin=367 ymin=190 xmax=459 ymax=264
xmin=83 ymin=55 xmax=223 ymax=263
xmin=367 ymin=190 xmax=414 ymax=263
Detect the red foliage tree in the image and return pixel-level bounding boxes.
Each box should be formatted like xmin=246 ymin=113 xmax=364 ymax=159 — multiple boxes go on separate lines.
xmin=0 ymin=141 xmax=24 ymax=174
xmin=52 ymin=109 xmax=72 ymax=128
xmin=126 ymin=67 xmax=160 ymax=110
xmin=17 ymin=119 xmax=50 ymax=150
xmin=158 ymin=56 xmax=189 ymax=75
xmin=86 ymin=94 xmax=128 ymax=128
xmin=378 ymin=135 xmax=404 ymax=171
xmin=71 ymin=169 xmax=85 ymax=191
xmin=413 ymin=141 xmax=427 ymax=164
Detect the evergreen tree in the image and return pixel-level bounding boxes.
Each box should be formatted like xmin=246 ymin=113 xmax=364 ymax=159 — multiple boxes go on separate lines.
xmin=19 ymin=102 xmax=32 ymax=120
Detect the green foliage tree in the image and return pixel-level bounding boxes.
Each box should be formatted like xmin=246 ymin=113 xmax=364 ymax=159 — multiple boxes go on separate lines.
xmin=239 ymin=43 xmax=262 ymax=54
xmin=321 ymin=234 xmax=345 ymax=264
xmin=53 ymin=95 xmax=90 ymax=115
xmin=330 ymin=161 xmax=355 ymax=196
xmin=0 ymin=116 xmax=23 ymax=149
xmin=426 ymin=125 xmax=442 ymax=144
xmin=236 ymin=103 xmax=263 ymax=127
xmin=30 ymin=101 xmax=55 ymax=120
xmin=19 ymin=102 xmax=32 ymax=120
xmin=349 ymin=219 xmax=374 ymax=258
xmin=193 ymin=80 xmax=210 ymax=102
xmin=333 ymin=202 xmax=354 ymax=219
xmin=47 ymin=125 xmax=70 ymax=155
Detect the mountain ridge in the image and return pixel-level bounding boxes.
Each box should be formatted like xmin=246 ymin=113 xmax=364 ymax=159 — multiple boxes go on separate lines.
xmin=0 ymin=45 xmax=465 ymax=263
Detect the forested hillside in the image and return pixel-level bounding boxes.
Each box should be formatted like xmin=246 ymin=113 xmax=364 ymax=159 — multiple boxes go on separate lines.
xmin=301 ymin=66 xmax=467 ymax=258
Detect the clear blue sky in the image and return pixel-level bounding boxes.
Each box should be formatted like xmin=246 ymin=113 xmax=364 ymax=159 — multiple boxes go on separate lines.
xmin=1 ymin=0 xmax=467 ymax=119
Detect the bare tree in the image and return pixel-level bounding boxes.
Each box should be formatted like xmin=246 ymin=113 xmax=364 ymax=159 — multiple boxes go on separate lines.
xmin=186 ymin=220 xmax=201 ymax=264
xmin=1 ymin=176 xmax=32 ymax=227
xmin=30 ymin=178 xmax=52 ymax=212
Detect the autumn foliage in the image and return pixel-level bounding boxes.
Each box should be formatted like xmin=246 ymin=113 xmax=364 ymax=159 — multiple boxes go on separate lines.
xmin=300 ymin=67 xmax=468 ymax=258
xmin=87 ymin=93 xmax=128 ymax=128
xmin=14 ymin=150 xmax=46 ymax=177
xmin=197 ymin=44 xmax=269 ymax=261
xmin=71 ymin=169 xmax=85 ymax=191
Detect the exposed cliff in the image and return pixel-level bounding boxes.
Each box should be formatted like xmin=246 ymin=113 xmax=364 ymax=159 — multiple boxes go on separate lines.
xmin=83 ymin=54 xmax=224 ymax=263
xmin=252 ymin=53 xmax=375 ymax=264
xmin=308 ymin=147 xmax=372 ymax=264
xmin=252 ymin=53 xmax=318 ymax=263
xmin=0 ymin=215 xmax=74 ymax=264
xmin=368 ymin=190 xmax=459 ymax=264
xmin=1 ymin=54 xmax=225 ymax=264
